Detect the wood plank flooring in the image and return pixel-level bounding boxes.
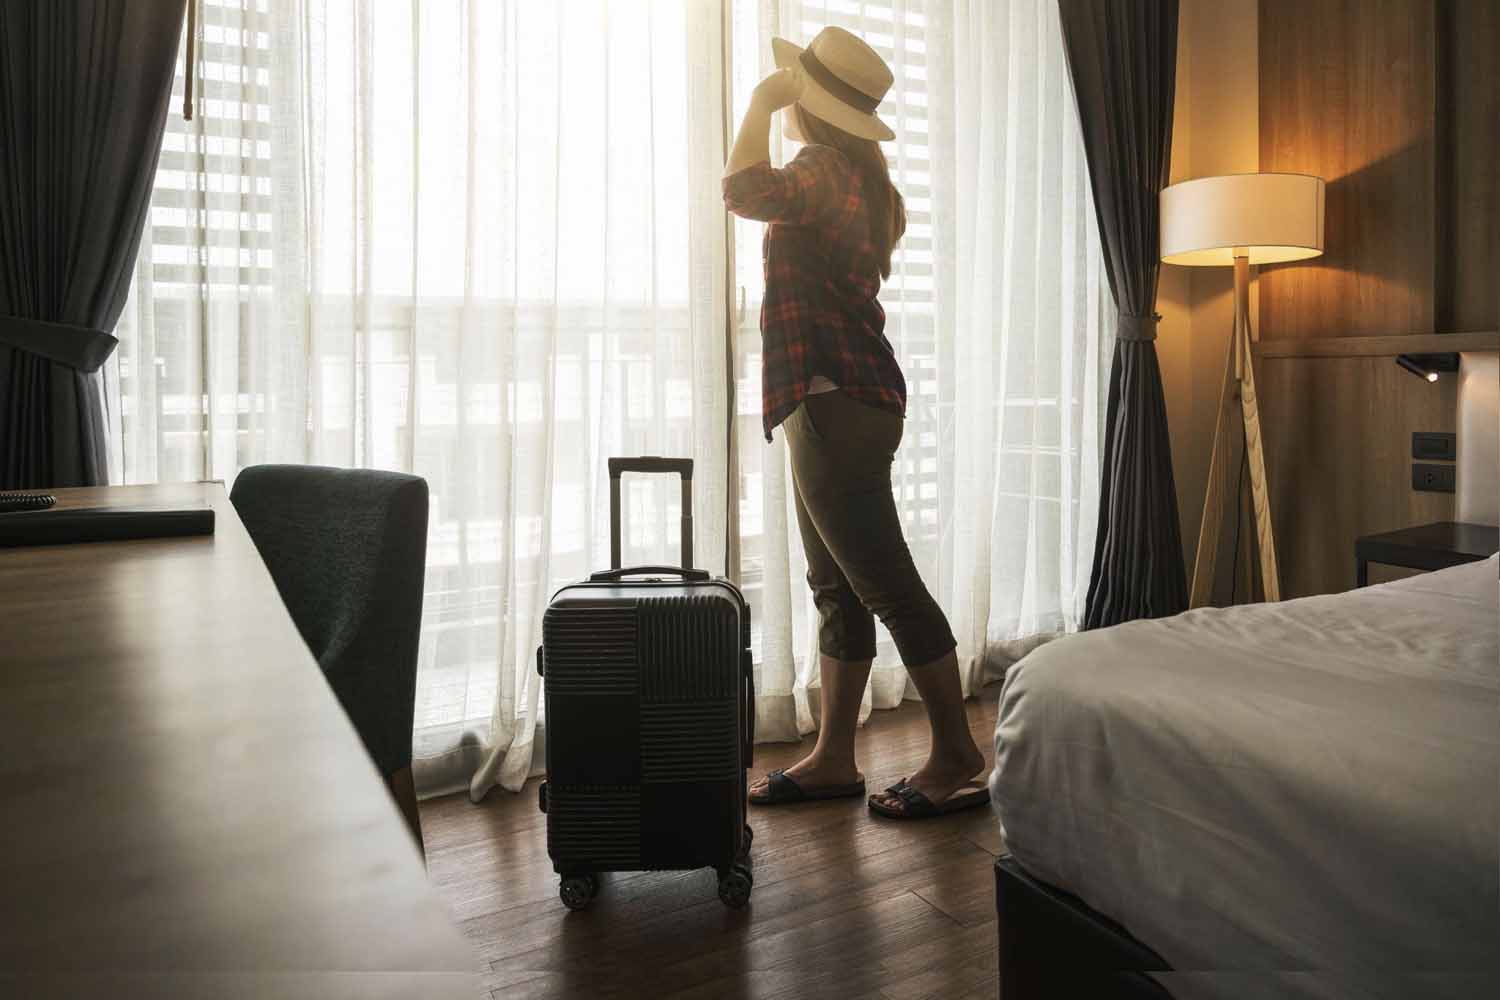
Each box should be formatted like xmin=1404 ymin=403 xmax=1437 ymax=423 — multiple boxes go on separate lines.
xmin=420 ymin=688 xmax=1005 ymax=999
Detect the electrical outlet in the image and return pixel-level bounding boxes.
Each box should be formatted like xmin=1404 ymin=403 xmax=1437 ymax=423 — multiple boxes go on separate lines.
xmin=1412 ymin=463 xmax=1456 ymax=493
xmin=1412 ymin=431 xmax=1456 ymax=461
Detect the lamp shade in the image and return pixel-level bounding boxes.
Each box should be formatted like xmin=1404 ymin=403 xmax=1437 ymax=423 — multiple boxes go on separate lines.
xmin=1160 ymin=173 xmax=1325 ymax=266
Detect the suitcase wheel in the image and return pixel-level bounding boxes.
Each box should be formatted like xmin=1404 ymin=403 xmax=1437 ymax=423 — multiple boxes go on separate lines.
xmin=717 ymin=865 xmax=753 ymax=909
xmin=559 ymin=874 xmax=599 ymax=911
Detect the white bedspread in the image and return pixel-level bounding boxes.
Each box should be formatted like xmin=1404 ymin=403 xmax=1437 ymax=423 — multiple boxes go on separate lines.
xmin=991 ymin=556 xmax=1500 ymax=1000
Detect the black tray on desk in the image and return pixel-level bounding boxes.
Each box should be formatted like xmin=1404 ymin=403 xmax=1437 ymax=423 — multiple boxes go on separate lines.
xmin=0 ymin=505 xmax=215 ymax=547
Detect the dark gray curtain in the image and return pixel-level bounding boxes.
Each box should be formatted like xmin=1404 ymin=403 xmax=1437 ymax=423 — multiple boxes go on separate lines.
xmin=1058 ymin=0 xmax=1187 ymax=628
xmin=0 ymin=1 xmax=184 ymax=489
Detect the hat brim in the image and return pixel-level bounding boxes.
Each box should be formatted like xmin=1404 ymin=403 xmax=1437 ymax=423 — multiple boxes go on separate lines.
xmin=772 ymin=37 xmax=895 ymax=142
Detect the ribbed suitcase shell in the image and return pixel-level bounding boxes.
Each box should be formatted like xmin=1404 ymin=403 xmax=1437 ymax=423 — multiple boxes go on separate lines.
xmin=541 ymin=575 xmax=752 ymax=879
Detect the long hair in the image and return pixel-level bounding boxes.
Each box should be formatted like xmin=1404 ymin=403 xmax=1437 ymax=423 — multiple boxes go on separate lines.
xmin=793 ymin=107 xmax=906 ymax=280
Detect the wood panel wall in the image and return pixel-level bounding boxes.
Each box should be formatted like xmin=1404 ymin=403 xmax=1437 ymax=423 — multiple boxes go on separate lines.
xmin=1249 ymin=0 xmax=1498 ymax=598
xmin=1256 ymin=341 xmax=1458 ymax=597
xmin=1258 ymin=0 xmax=1438 ymax=340
xmin=1436 ymin=0 xmax=1499 ymax=333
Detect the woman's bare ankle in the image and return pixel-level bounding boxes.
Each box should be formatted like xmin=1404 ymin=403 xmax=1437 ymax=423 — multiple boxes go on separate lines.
xmin=786 ymin=752 xmax=862 ymax=784
xmin=927 ymin=737 xmax=984 ymax=778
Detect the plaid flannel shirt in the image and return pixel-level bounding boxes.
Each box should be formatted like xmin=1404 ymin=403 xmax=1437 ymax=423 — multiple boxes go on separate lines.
xmin=723 ymin=144 xmax=907 ymax=442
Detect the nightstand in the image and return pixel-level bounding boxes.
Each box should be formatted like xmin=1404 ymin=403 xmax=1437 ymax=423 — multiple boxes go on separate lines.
xmin=1354 ymin=521 xmax=1499 ymax=587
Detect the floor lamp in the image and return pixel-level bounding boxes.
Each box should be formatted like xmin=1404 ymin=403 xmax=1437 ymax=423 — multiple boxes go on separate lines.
xmin=1161 ymin=173 xmax=1326 ymax=606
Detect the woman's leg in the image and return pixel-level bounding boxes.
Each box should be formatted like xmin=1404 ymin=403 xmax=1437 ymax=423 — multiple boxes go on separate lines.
xmin=800 ymin=651 xmax=872 ymax=776
xmin=788 ymin=392 xmax=985 ymax=810
xmin=747 ymin=647 xmax=872 ymax=797
xmin=749 ymin=651 xmax=870 ymax=799
xmin=873 ymin=648 xmax=985 ymax=810
xmin=749 ymin=439 xmax=876 ymax=800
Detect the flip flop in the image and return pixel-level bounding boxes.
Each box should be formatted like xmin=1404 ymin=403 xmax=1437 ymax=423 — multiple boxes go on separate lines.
xmin=749 ymin=768 xmax=867 ymax=806
xmin=867 ymin=777 xmax=990 ymax=820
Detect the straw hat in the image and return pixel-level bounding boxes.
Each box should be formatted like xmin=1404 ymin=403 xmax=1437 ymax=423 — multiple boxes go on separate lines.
xmin=772 ymin=26 xmax=894 ymax=142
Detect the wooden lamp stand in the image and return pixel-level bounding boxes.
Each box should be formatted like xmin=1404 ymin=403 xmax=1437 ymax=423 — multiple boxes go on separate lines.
xmin=1160 ymin=172 xmax=1325 ymax=608
xmin=1188 ymin=253 xmax=1279 ymax=606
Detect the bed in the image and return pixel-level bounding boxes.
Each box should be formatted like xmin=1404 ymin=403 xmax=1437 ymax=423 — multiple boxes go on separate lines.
xmin=989 ymin=553 xmax=1500 ymax=999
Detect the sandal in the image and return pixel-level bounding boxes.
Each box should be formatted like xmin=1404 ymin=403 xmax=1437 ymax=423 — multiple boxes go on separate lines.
xmin=867 ymin=777 xmax=990 ymax=820
xmin=749 ymin=768 xmax=867 ymax=806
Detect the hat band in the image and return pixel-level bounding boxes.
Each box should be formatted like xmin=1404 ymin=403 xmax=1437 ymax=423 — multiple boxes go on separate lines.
xmin=798 ymin=49 xmax=882 ymax=115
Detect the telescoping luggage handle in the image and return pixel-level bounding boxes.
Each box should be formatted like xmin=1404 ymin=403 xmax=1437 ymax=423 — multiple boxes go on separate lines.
xmin=593 ymin=457 xmax=709 ymax=582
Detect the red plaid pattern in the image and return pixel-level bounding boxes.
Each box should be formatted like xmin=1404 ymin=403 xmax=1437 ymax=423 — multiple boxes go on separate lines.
xmin=723 ymin=145 xmax=907 ymax=442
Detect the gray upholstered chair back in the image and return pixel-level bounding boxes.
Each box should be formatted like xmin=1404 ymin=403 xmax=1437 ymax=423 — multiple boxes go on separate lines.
xmin=230 ymin=465 xmax=428 ymax=780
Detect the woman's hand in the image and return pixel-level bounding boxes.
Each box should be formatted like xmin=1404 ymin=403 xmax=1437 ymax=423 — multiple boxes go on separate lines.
xmin=750 ymin=67 xmax=803 ymax=113
xmin=725 ymin=69 xmax=802 ymax=179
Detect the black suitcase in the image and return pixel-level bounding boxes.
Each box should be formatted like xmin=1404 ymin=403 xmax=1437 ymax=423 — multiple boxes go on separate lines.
xmin=538 ymin=457 xmax=754 ymax=911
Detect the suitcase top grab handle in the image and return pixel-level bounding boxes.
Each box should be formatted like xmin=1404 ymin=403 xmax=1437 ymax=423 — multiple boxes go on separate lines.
xmin=608 ymin=457 xmax=692 ymax=479
xmin=588 ymin=565 xmax=711 ymax=583
xmin=607 ymin=456 xmax=693 ymax=571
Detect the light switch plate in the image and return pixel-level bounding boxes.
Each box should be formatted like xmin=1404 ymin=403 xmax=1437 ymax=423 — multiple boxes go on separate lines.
xmin=1412 ymin=431 xmax=1456 ymax=461
xmin=1412 ymin=463 xmax=1456 ymax=493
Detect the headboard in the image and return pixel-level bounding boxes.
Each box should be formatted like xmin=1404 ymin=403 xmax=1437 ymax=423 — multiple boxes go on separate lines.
xmin=1457 ymin=352 xmax=1498 ymax=525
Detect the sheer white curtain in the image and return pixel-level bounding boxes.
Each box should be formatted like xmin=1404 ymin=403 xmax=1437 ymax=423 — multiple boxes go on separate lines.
xmin=107 ymin=0 xmax=731 ymax=798
xmin=939 ymin=0 xmax=1111 ymax=688
xmin=106 ymin=0 xmax=1104 ymax=796
xmin=732 ymin=0 xmax=1110 ymax=742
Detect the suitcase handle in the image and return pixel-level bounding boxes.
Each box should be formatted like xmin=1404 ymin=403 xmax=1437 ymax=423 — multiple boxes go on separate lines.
xmin=589 ymin=565 xmax=711 ymax=583
xmin=608 ymin=457 xmax=693 ymax=478
xmin=608 ymin=456 xmax=693 ymax=571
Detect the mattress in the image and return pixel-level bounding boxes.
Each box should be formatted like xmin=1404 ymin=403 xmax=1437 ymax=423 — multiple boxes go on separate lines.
xmin=991 ymin=556 xmax=1500 ymax=1000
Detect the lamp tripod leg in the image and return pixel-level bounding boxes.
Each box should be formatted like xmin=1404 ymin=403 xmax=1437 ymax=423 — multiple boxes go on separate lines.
xmin=1233 ymin=255 xmax=1281 ymax=603
xmin=1189 ymin=320 xmax=1239 ymax=608
xmin=1191 ymin=256 xmax=1282 ymax=607
xmin=1237 ymin=337 xmax=1280 ymax=603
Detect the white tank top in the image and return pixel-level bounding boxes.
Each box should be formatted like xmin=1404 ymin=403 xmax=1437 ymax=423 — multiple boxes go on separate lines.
xmin=807 ymin=375 xmax=839 ymax=395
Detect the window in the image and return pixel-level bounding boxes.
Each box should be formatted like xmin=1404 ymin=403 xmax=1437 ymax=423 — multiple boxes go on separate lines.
xmin=109 ymin=0 xmax=1107 ymax=790
xmin=112 ymin=0 xmax=285 ymax=486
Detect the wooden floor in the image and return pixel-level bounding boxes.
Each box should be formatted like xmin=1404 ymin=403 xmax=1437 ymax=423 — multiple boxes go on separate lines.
xmin=420 ymin=687 xmax=1006 ymax=1000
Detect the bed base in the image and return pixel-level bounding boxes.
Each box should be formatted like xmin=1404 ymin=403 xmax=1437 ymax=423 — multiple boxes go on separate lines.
xmin=995 ymin=855 xmax=1174 ymax=999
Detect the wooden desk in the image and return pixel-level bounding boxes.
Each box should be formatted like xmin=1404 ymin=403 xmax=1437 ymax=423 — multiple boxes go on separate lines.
xmin=0 ymin=483 xmax=477 ymax=998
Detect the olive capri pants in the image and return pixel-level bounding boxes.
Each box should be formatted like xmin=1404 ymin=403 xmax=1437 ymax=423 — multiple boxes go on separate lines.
xmin=782 ymin=389 xmax=957 ymax=666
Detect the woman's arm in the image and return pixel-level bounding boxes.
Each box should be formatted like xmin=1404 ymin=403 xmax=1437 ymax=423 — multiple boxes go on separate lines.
xmin=723 ymin=68 xmax=802 ymax=178
xmin=722 ymin=68 xmax=847 ymax=225
xmin=723 ymin=106 xmax=772 ymax=179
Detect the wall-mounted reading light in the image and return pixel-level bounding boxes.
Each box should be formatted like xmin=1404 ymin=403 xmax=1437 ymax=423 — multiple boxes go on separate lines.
xmin=1396 ymin=353 xmax=1460 ymax=383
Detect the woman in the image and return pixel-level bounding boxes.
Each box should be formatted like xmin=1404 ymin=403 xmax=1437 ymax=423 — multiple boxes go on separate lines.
xmin=722 ymin=27 xmax=987 ymax=820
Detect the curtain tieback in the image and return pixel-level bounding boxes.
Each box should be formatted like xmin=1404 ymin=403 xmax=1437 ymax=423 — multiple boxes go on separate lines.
xmin=0 ymin=316 xmax=118 ymax=373
xmin=1117 ymin=313 xmax=1160 ymax=342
